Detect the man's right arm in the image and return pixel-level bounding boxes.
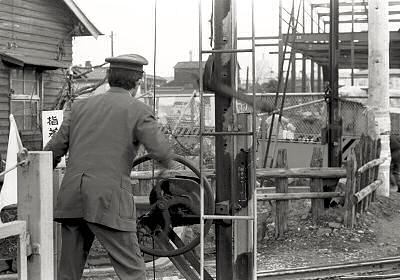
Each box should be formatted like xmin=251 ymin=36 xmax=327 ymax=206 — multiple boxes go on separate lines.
xmin=43 ymin=111 xmax=71 ymax=169
xmin=134 ymin=109 xmax=173 ymax=169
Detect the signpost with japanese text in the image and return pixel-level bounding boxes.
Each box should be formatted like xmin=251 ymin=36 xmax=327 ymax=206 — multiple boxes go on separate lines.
xmin=42 ymin=110 xmax=65 ymax=167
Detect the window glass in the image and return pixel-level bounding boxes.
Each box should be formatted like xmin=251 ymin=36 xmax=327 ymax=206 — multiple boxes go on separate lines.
xmin=10 ymin=68 xmax=38 ymax=96
xmin=10 ymin=68 xmax=40 ymax=130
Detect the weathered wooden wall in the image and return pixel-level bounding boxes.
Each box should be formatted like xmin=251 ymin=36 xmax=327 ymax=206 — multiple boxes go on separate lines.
xmin=0 ymin=0 xmax=79 ymax=156
xmin=0 ymin=0 xmax=75 ymax=62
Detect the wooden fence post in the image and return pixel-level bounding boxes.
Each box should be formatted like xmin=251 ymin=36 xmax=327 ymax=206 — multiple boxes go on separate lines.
xmin=17 ymin=221 xmax=28 ymax=280
xmin=53 ymin=169 xmax=63 ymax=280
xmin=17 ymin=151 xmax=54 ymax=280
xmin=344 ymin=149 xmax=357 ymax=228
xmin=310 ymin=147 xmax=324 ymax=222
xmin=372 ymin=139 xmax=381 ymax=202
xmin=366 ymin=136 xmax=374 ymax=209
xmin=355 ymin=136 xmax=363 ymax=215
xmin=275 ymin=149 xmax=288 ymax=238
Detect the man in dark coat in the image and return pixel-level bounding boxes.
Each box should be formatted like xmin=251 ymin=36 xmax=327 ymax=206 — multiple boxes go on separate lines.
xmin=44 ymin=54 xmax=173 ymax=280
xmin=391 ymin=134 xmax=400 ymax=192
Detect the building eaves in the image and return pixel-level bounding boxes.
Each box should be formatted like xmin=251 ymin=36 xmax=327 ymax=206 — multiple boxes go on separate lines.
xmin=0 ymin=52 xmax=69 ymax=69
xmin=62 ymin=0 xmax=102 ymax=38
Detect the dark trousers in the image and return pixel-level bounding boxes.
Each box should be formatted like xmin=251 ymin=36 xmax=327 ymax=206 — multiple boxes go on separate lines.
xmin=58 ymin=219 xmax=146 ymax=280
xmin=391 ymin=149 xmax=400 ymax=191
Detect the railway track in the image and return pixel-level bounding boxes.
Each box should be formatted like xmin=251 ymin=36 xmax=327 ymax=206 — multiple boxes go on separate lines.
xmin=257 ymin=256 xmax=400 ymax=280
xmin=1 ymin=256 xmax=400 ymax=279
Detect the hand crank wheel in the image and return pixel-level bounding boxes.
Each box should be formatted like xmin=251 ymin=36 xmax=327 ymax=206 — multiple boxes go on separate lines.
xmin=133 ymin=154 xmax=214 ymax=257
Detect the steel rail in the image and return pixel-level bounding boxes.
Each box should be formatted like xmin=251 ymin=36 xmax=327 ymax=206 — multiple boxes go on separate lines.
xmin=257 ymin=256 xmax=400 ymax=280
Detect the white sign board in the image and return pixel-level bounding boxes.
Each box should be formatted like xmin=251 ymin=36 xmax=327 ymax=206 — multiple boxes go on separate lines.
xmin=42 ymin=110 xmax=65 ymax=167
xmin=42 ymin=110 xmax=63 ymax=146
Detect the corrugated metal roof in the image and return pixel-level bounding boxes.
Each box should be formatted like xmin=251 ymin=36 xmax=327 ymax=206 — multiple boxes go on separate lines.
xmin=62 ymin=0 xmax=102 ymax=38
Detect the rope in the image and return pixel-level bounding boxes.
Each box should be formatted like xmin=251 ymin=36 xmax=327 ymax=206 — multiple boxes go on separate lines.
xmin=171 ymin=90 xmax=197 ymax=135
xmin=0 ymin=148 xmax=29 ymax=178
xmin=258 ymin=98 xmax=326 ymax=117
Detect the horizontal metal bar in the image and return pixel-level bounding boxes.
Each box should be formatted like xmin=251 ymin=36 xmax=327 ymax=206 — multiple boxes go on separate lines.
xmin=318 ymin=10 xmax=400 ymax=17
xmin=257 ymin=192 xmax=345 ymax=201
xmin=202 ymin=131 xmax=254 ymax=136
xmin=312 ymin=1 xmax=400 ymax=8
xmin=130 ymin=167 xmax=347 ymax=180
xmin=255 ymin=43 xmax=279 ymax=47
xmin=238 ymin=36 xmax=279 ymax=40
xmin=201 ymin=48 xmax=253 ymax=54
xmin=202 ymin=215 xmax=254 ymax=220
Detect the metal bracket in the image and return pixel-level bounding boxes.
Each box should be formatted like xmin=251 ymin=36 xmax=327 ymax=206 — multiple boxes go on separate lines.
xmin=215 ymin=201 xmax=232 ymax=225
xmin=215 ymin=201 xmax=230 ymax=215
xmin=32 ymin=243 xmax=40 ymax=255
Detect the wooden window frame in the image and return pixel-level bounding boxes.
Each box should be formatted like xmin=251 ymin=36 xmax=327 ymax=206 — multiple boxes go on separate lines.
xmin=9 ymin=67 xmax=42 ymax=131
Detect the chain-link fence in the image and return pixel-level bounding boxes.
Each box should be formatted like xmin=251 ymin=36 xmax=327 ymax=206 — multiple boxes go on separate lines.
xmin=150 ymin=92 xmax=400 ymax=168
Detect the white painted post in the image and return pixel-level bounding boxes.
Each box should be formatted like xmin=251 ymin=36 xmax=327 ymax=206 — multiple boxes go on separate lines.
xmin=368 ymin=0 xmax=390 ymax=196
xmin=18 ymin=222 xmax=27 ymax=280
xmin=53 ymin=169 xmax=63 ymax=280
xmin=17 ymin=152 xmax=54 ymax=279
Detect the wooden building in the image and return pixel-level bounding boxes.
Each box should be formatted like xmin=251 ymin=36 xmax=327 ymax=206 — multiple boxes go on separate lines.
xmin=0 ymin=0 xmax=101 ymax=156
xmin=167 ymin=61 xmax=206 ymax=88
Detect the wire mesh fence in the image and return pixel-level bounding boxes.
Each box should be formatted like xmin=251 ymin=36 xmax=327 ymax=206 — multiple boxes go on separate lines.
xmin=150 ymin=92 xmax=400 ymax=168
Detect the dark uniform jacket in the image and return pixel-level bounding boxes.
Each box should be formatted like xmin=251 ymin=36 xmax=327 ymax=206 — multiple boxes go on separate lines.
xmin=44 ymin=87 xmax=172 ymax=231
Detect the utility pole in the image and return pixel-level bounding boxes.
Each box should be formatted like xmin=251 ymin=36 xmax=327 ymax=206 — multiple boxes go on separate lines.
xmin=110 ymin=31 xmax=114 ymax=57
xmin=368 ymin=0 xmax=390 ymax=196
xmin=214 ymin=1 xmax=234 ymax=279
xmin=328 ymin=0 xmax=341 ymax=167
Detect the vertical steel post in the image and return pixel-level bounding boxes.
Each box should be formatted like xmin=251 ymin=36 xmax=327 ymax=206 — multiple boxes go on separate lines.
xmin=291 ymin=3 xmax=296 ymax=93
xmin=278 ymin=0 xmax=283 ymax=92
xmin=328 ymin=0 xmax=341 ymax=167
xmin=214 ymin=0 xmax=234 ymax=279
xmin=351 ymin=0 xmax=355 ymax=86
xmin=302 ymin=1 xmax=307 ymax=93
xmin=198 ymin=2 xmax=205 ymax=279
xmin=311 ymin=60 xmax=315 ymax=92
xmin=317 ymin=8 xmax=322 ymax=92
xmin=311 ymin=4 xmax=314 ymax=33
xmin=310 ymin=3 xmax=315 ymax=92
xmin=291 ymin=54 xmax=296 ymax=92
xmin=110 ymin=31 xmax=114 ymax=57
xmin=233 ymin=0 xmax=256 ymax=277
xmin=318 ymin=65 xmax=322 ymax=91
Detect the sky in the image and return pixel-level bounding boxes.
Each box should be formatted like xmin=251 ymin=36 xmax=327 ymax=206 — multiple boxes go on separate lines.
xmin=72 ymin=0 xmax=281 ymax=79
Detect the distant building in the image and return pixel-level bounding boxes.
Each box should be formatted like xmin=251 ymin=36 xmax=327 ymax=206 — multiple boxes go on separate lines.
xmin=74 ymin=64 xmax=168 ymax=97
xmin=143 ymin=73 xmax=168 ymax=89
xmin=340 ymin=69 xmax=400 ymax=89
xmin=166 ymin=61 xmax=206 ymax=88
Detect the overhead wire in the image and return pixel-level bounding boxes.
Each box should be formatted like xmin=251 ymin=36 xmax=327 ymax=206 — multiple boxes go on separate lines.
xmin=271 ymin=0 xmax=305 ymax=168
xmin=262 ymin=0 xmax=303 ymax=169
xmin=151 ymin=0 xmax=157 ymax=279
xmin=261 ymin=0 xmax=295 ymax=170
